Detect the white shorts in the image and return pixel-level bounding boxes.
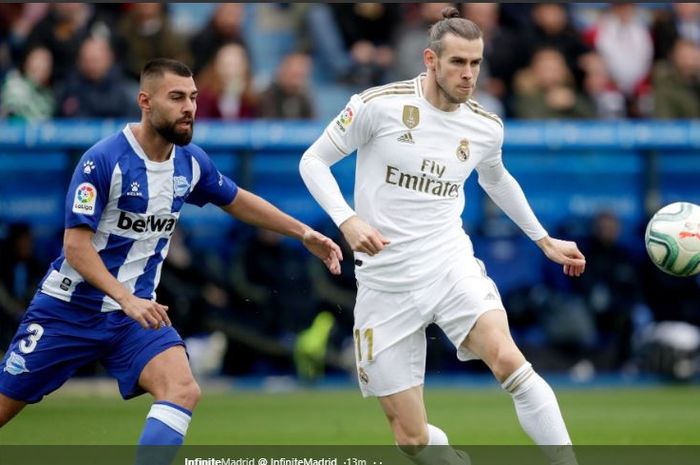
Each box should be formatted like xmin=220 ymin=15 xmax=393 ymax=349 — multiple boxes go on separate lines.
xmin=353 ymin=256 xmax=505 ymax=397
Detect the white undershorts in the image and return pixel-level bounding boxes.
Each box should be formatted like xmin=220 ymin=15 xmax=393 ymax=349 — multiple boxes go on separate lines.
xmin=353 ymin=255 xmax=506 ymax=397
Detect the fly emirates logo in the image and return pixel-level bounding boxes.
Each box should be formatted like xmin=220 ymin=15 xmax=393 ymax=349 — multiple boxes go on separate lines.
xmin=385 ymin=159 xmax=461 ymax=198
xmin=117 ymin=211 xmax=177 ymax=234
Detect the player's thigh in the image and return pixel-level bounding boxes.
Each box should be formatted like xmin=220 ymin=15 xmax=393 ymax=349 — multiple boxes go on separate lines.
xmin=0 ymin=392 xmax=27 ymax=427
xmin=433 ymin=266 xmax=509 ymax=363
xmin=461 ymin=309 xmax=526 ymax=381
xmin=101 ymin=312 xmax=190 ymax=402
xmin=0 ymin=298 xmax=103 ymax=404
xmin=138 ymin=346 xmax=199 ymax=402
xmin=353 ymin=285 xmax=428 ymax=398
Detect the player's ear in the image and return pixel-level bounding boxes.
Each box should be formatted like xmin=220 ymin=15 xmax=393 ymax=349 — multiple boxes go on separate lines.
xmin=137 ymin=90 xmax=151 ymax=113
xmin=424 ymin=48 xmax=437 ymax=71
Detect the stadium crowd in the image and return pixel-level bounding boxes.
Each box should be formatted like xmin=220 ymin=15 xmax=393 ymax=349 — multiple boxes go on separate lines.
xmin=1 ymin=3 xmax=699 ymax=381
xmin=1 ymin=3 xmax=699 ymax=120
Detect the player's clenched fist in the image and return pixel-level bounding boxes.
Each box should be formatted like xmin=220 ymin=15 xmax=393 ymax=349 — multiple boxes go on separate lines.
xmin=339 ymin=215 xmax=391 ymax=256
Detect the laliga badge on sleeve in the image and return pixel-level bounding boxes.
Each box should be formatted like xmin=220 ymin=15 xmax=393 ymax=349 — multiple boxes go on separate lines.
xmin=72 ymin=182 xmax=97 ymax=215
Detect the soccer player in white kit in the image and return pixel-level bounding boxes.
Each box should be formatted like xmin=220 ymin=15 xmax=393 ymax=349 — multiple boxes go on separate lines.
xmin=299 ymin=8 xmax=584 ymax=465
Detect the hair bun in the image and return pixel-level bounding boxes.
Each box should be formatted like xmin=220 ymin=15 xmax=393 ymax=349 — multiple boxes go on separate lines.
xmin=441 ymin=6 xmax=460 ymax=19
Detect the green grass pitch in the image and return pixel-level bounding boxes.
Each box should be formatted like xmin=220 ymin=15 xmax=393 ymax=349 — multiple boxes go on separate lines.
xmin=1 ymin=385 xmax=698 ymax=445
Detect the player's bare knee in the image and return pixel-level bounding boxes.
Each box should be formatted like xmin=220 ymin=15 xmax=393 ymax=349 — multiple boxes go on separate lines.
xmin=157 ymin=376 xmax=200 ymax=410
xmin=174 ymin=378 xmax=201 ymax=410
xmin=488 ymin=343 xmax=524 ymax=382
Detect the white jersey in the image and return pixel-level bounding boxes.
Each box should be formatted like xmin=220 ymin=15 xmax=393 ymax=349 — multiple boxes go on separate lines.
xmin=321 ymin=75 xmax=508 ymax=292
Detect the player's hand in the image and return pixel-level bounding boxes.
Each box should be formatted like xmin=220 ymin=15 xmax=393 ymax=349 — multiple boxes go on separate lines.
xmin=339 ymin=215 xmax=390 ymax=256
xmin=120 ymin=295 xmax=171 ymax=329
xmin=536 ymin=235 xmax=586 ymax=277
xmin=302 ymin=229 xmax=343 ymax=275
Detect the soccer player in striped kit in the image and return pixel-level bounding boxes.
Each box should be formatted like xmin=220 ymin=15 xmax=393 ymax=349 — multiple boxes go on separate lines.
xmin=0 ymin=59 xmax=342 ymax=454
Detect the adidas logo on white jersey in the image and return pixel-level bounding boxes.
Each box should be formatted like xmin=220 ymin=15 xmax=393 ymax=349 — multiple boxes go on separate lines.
xmin=397 ymin=132 xmax=414 ymax=144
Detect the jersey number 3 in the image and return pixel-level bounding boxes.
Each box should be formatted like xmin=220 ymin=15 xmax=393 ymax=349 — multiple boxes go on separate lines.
xmin=19 ymin=323 xmax=44 ymax=354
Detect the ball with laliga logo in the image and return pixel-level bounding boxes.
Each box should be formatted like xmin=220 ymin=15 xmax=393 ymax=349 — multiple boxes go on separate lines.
xmin=644 ymin=202 xmax=700 ymax=277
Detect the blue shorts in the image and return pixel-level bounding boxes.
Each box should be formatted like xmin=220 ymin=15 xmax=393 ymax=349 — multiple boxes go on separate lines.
xmin=0 ymin=292 xmax=185 ymax=404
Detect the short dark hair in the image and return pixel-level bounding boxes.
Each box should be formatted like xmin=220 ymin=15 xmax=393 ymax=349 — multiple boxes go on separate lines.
xmin=140 ymin=58 xmax=192 ymax=85
xmin=428 ymin=7 xmax=482 ymax=56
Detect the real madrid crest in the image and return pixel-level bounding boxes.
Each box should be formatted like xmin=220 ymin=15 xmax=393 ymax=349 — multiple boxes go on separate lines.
xmin=456 ymin=138 xmax=470 ymax=162
xmin=402 ymin=105 xmax=420 ymax=130
xmin=358 ymin=367 xmax=369 ymax=384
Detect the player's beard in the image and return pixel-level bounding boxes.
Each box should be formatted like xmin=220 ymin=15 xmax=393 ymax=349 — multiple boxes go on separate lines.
xmin=154 ymin=117 xmax=194 ymax=146
xmin=435 ymin=64 xmax=471 ymax=105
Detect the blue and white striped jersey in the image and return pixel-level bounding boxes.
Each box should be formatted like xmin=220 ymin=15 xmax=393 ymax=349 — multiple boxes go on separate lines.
xmin=38 ymin=124 xmax=238 ymax=312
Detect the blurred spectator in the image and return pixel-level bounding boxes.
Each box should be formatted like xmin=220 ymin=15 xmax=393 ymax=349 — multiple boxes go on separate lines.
xmin=462 ymin=2 xmax=529 ymax=105
xmin=115 ymin=3 xmax=192 ymax=81
xmin=584 ymin=3 xmax=653 ymax=113
xmin=306 ymin=228 xmax=356 ymax=357
xmin=259 ymin=52 xmax=315 ymax=119
xmin=307 ymin=3 xmax=400 ymax=87
xmin=189 ymin=3 xmax=247 ymax=75
xmin=24 ymin=3 xmax=108 ymax=86
xmin=392 ymin=3 xmax=452 ymax=81
xmin=652 ymin=3 xmax=700 ymax=62
xmin=0 ymin=46 xmax=54 ymax=119
xmin=157 ymin=228 xmax=230 ymax=377
xmin=157 ymin=228 xmax=230 ymax=339
xmin=523 ymin=3 xmax=592 ymax=88
xmin=56 ymin=36 xmax=138 ymax=118
xmin=303 ymin=4 xmax=354 ymax=83
xmin=513 ymin=47 xmax=595 ymax=119
xmin=195 ymin=43 xmax=258 ymax=119
xmin=580 ymin=52 xmax=627 ymax=119
xmin=0 ymin=224 xmax=45 ymax=349
xmin=225 ymin=228 xmax=318 ymax=373
xmin=573 ymin=211 xmax=645 ymax=368
xmin=329 ymin=3 xmax=401 ymax=86
xmin=499 ymin=3 xmax=535 ymax=33
xmin=228 ymin=228 xmax=317 ymax=338
xmin=652 ymin=38 xmax=700 ymax=118
xmin=0 ymin=3 xmax=49 ymax=78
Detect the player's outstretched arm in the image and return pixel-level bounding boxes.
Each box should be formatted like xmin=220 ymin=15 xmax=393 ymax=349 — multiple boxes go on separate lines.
xmin=64 ymin=226 xmax=171 ymax=329
xmin=535 ymin=235 xmax=586 ymax=277
xmin=221 ymin=188 xmax=343 ymax=275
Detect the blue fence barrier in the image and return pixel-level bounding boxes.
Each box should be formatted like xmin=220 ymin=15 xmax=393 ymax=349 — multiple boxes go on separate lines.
xmin=2 ymin=119 xmax=700 ymax=150
xmin=1 ymin=119 xmax=699 ymax=248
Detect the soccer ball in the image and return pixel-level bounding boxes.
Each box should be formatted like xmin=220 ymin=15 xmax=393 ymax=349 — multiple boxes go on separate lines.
xmin=645 ymin=202 xmax=700 ymax=277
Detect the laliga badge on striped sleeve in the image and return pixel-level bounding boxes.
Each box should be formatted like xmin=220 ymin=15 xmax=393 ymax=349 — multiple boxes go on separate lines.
xmin=72 ymin=182 xmax=97 ymax=215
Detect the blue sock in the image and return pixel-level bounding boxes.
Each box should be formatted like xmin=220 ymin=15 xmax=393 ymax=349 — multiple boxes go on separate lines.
xmin=135 ymin=401 xmax=192 ymax=465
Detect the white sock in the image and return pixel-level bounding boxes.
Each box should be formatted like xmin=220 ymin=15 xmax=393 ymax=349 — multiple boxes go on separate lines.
xmin=398 ymin=424 xmax=470 ymax=465
xmin=427 ymin=424 xmax=449 ymax=445
xmin=502 ymin=362 xmax=577 ymax=465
